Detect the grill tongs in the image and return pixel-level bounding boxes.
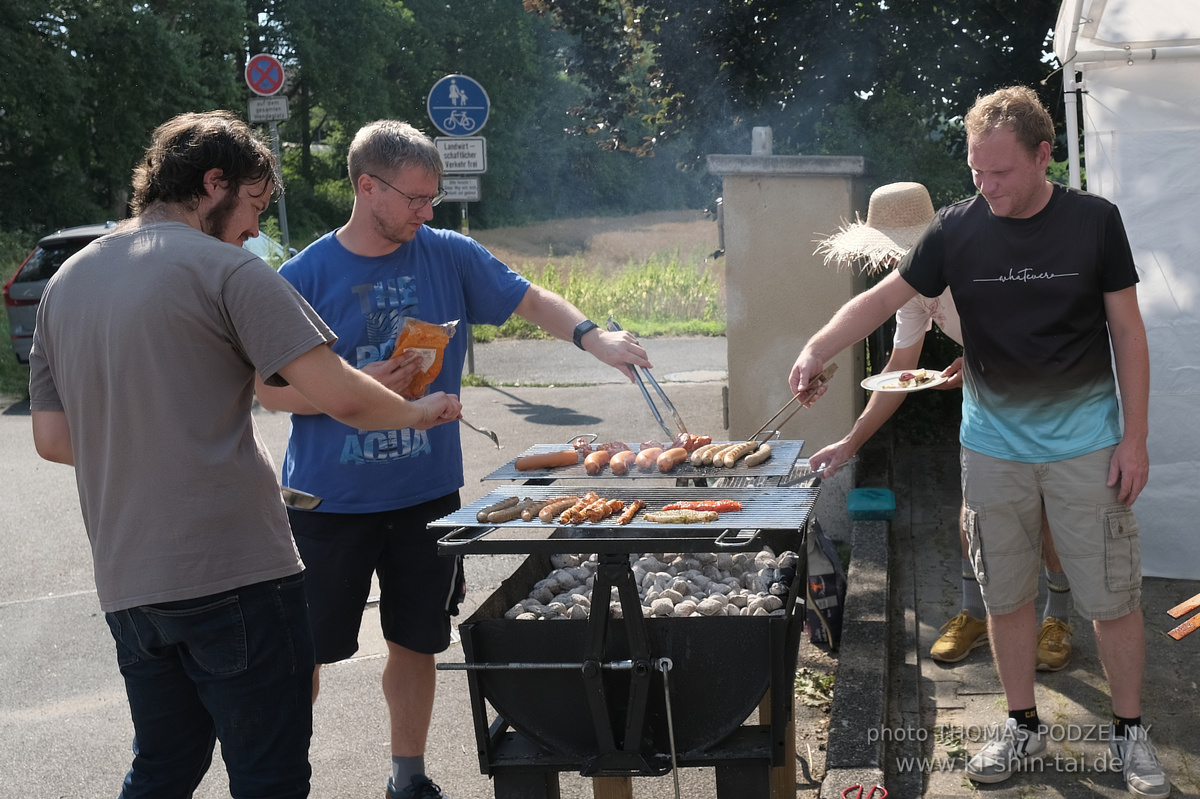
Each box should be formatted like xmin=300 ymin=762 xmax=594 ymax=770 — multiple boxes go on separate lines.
xmin=606 ymin=315 xmax=687 ymax=439
xmin=748 ymin=362 xmax=839 ymax=444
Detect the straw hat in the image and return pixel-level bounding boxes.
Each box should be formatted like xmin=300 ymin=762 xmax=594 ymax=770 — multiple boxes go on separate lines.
xmin=814 ymin=181 xmax=935 ymax=274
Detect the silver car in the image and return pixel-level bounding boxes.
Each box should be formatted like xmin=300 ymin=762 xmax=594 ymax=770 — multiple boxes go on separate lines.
xmin=4 ymin=223 xmax=292 ymax=364
xmin=3 ymin=222 xmax=117 ymax=364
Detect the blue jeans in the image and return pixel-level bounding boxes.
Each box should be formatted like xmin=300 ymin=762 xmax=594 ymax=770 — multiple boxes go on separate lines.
xmin=104 ymin=574 xmax=315 ymax=798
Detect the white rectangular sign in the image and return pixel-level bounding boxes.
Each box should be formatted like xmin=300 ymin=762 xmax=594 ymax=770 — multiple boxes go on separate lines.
xmin=441 ymin=177 xmax=481 ymax=202
xmin=435 ymin=136 xmax=487 ymax=173
xmin=248 ymin=96 xmax=290 ymax=123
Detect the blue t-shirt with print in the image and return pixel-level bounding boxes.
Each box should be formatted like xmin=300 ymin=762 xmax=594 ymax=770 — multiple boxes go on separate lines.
xmin=278 ymin=225 xmax=529 ymax=512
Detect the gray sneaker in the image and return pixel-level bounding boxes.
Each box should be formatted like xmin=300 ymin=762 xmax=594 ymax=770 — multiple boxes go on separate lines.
xmin=1110 ymin=725 xmax=1171 ymax=798
xmin=966 ymin=718 xmax=1047 ymax=783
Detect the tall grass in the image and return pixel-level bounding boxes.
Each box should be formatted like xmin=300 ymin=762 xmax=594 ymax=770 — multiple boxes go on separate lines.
xmin=476 ymin=247 xmax=725 ymax=341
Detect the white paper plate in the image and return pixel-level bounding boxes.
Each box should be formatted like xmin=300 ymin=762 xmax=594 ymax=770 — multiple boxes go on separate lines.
xmin=860 ymin=369 xmax=949 ymax=393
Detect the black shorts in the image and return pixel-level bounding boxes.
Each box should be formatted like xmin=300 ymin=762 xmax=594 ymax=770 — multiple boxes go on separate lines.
xmin=288 ymin=492 xmax=465 ymax=663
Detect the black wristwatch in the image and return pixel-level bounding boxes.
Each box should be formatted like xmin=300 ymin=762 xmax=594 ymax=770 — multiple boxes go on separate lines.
xmin=572 ymin=319 xmax=599 ymax=350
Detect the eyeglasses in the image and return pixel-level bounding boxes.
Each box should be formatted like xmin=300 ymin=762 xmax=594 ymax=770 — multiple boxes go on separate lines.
xmin=367 ymin=173 xmax=446 ymax=210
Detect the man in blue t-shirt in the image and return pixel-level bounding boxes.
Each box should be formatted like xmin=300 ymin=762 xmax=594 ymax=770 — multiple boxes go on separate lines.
xmin=255 ymin=120 xmax=649 ymax=799
xmin=789 ymin=87 xmax=1167 ymax=799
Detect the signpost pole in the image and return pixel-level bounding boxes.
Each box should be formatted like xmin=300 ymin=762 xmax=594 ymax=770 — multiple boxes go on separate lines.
xmin=269 ymin=121 xmax=291 ymax=257
xmin=461 ymin=201 xmax=474 ymax=374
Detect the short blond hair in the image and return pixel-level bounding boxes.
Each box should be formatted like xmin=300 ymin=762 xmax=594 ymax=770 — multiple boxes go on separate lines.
xmin=346 ymin=121 xmax=442 ymax=187
xmin=964 ymin=86 xmax=1055 ymax=156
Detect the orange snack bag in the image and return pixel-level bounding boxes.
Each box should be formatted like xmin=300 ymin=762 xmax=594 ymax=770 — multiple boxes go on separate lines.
xmin=389 ymin=318 xmax=458 ymax=397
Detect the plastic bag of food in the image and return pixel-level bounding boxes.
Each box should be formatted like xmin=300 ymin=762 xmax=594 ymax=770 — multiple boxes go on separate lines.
xmin=389 ymin=318 xmax=458 ymax=397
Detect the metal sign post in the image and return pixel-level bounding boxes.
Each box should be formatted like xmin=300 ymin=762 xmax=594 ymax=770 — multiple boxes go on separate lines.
xmin=245 ymin=54 xmax=291 ymax=259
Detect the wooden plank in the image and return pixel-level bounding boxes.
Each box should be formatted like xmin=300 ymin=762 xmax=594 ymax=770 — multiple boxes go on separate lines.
xmin=1166 ymin=590 xmax=1200 ymax=619
xmin=1167 ymin=610 xmax=1200 ymax=641
xmin=591 ymin=776 xmax=632 ymax=799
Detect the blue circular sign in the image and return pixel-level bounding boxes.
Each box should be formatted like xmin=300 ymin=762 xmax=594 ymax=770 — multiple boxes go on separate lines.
xmin=427 ymin=74 xmax=489 ymax=137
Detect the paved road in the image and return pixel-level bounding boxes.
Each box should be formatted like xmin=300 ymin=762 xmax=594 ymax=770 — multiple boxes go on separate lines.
xmin=3 ymin=336 xmax=791 ymax=799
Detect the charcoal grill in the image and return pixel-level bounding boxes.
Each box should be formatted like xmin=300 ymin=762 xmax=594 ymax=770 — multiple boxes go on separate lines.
xmin=433 ymin=441 xmax=817 ymax=799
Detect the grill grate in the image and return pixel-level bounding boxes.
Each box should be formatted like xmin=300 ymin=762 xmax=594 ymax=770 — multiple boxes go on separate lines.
xmin=480 ymin=439 xmax=806 ymax=482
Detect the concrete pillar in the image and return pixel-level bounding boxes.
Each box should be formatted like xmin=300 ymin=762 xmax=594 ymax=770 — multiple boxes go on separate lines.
xmin=706 ymin=153 xmax=869 ymax=531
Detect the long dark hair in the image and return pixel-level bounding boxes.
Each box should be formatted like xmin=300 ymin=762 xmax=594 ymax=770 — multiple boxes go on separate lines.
xmin=130 ymin=111 xmax=278 ymax=215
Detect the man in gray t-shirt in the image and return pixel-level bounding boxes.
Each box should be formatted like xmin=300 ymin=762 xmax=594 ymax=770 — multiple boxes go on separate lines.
xmin=28 ymin=111 xmax=462 ymax=798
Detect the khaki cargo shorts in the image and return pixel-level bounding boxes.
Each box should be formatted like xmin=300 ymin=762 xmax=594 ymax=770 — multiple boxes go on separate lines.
xmin=960 ymin=445 xmax=1141 ymax=621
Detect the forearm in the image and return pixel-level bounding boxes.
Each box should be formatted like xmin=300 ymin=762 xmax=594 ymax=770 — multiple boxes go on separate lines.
xmin=276 ymin=345 xmax=431 ymax=430
xmin=1111 ymin=332 xmax=1150 ymax=443
xmin=255 ymin=379 xmax=321 ymax=415
xmin=31 ymin=410 xmax=74 ymax=465
xmin=803 ymin=272 xmax=918 ymax=363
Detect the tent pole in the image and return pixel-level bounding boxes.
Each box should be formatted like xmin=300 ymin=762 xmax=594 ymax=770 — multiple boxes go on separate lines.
xmin=1063 ymin=68 xmax=1083 ymax=190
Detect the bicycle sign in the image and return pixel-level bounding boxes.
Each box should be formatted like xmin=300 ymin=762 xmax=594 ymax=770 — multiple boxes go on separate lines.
xmin=428 ymin=74 xmax=489 ymax=137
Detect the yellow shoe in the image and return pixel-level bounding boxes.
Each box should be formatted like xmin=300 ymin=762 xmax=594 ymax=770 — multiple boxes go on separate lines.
xmin=1036 ymin=616 xmax=1073 ymax=672
xmin=930 ymin=610 xmax=988 ymax=662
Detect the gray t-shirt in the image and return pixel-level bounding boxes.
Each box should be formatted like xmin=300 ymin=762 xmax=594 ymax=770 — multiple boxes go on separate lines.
xmin=29 ymin=221 xmax=335 ymax=611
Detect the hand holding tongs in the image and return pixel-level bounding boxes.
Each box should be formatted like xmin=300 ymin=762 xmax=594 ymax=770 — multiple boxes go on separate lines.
xmin=606 ymin=315 xmax=687 ymax=439
xmin=748 ymin=362 xmax=839 ymax=444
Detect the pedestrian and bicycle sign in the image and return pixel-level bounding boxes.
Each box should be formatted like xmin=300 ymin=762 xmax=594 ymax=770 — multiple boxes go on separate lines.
xmin=428 ymin=74 xmax=489 ymax=137
xmin=245 ymin=53 xmax=286 ymax=96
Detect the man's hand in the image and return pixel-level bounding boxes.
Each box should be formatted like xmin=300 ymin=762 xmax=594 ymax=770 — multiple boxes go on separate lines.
xmin=788 ymin=350 xmax=829 ymax=406
xmin=362 ymin=350 xmax=425 ymax=399
xmin=411 ymin=392 xmax=463 ymax=430
xmin=936 ymin=356 xmax=964 ymax=391
xmin=1107 ymin=436 xmax=1149 ymax=505
xmin=807 ymin=439 xmax=854 ymax=478
xmin=584 ymin=328 xmax=652 ymax=383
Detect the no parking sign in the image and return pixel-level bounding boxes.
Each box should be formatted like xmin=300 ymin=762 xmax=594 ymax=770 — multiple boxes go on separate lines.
xmin=245 ymin=53 xmax=285 ymax=97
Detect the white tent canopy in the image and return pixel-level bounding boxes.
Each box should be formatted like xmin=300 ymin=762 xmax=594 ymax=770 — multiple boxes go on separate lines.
xmin=1055 ymin=0 xmax=1200 ymax=579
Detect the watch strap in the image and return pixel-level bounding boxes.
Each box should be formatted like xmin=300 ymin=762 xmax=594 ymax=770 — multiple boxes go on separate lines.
xmin=573 ymin=319 xmax=599 ymax=350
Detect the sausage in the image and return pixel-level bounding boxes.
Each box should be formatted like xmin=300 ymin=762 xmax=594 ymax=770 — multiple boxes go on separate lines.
xmin=522 ymin=495 xmax=573 ymax=522
xmin=487 ymin=497 xmax=534 ymax=524
xmin=644 ymin=510 xmax=720 ymax=524
xmin=705 ymin=442 xmax=739 ymax=466
xmin=656 ymin=447 xmax=689 ymax=473
xmin=476 ymin=495 xmax=518 ymax=523
xmin=721 ymin=441 xmax=760 ymax=468
xmin=610 ymin=450 xmax=638 ymax=475
xmin=743 ymin=444 xmax=773 ymax=467
xmin=635 ymin=446 xmax=664 ymax=471
xmin=514 ymin=450 xmax=579 ymax=471
xmin=689 ymin=443 xmax=722 ymax=466
xmin=584 ymin=450 xmax=613 ymax=475
xmin=538 ymin=496 xmax=579 ymax=523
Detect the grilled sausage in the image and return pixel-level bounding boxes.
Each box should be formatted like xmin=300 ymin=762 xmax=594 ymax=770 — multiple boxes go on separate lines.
xmin=656 ymin=447 xmax=689 ymax=473
xmin=522 ymin=496 xmax=574 ymax=522
xmin=487 ymin=497 xmax=534 ymax=524
xmin=514 ymin=450 xmax=579 ymax=471
xmin=538 ymin=496 xmax=579 ymax=523
xmin=743 ymin=444 xmax=772 ymax=467
xmin=721 ymin=441 xmax=759 ymax=468
xmin=689 ymin=443 xmax=722 ymax=466
xmin=610 ymin=450 xmax=638 ymax=475
xmin=584 ymin=450 xmax=613 ymax=475
xmin=706 ymin=442 xmax=739 ymax=466
xmin=635 ymin=447 xmax=664 ymax=471
xmin=477 ymin=495 xmax=518 ymax=523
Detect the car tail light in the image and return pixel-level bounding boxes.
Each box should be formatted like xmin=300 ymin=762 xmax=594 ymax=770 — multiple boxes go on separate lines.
xmin=3 ymin=251 xmax=40 ymax=307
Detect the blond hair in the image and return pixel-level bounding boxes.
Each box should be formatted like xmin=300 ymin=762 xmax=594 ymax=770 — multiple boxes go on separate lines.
xmin=964 ymin=86 xmax=1055 ymax=156
xmin=346 ymin=121 xmax=442 ymax=187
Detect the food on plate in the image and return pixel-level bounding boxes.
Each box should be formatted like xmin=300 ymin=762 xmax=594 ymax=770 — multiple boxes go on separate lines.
xmin=389 ymin=318 xmax=458 ymax=397
xmin=689 ymin=443 xmax=722 ymax=466
xmin=617 ymin=499 xmax=646 ymax=525
xmin=514 ymin=450 xmax=580 ymax=471
xmin=609 ymin=450 xmax=638 ymax=475
xmin=720 ymin=441 xmax=759 ymax=468
xmin=644 ymin=510 xmax=720 ymax=524
xmin=743 ymin=444 xmax=773 ymax=467
xmin=882 ymin=368 xmax=935 ymax=389
xmin=635 ymin=446 xmax=665 ymax=471
xmin=476 ymin=495 xmax=518 ymax=523
xmin=487 ymin=497 xmax=534 ymax=524
xmin=584 ymin=450 xmax=613 ymax=475
xmin=661 ymin=500 xmax=742 ymax=512
xmin=656 ymin=447 xmax=689 ymax=473
xmin=538 ymin=496 xmax=580 ymax=523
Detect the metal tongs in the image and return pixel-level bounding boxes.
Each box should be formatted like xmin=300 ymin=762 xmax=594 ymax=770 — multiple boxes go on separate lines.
xmin=748 ymin=362 xmax=839 ymax=444
xmin=606 ymin=315 xmax=687 ymax=439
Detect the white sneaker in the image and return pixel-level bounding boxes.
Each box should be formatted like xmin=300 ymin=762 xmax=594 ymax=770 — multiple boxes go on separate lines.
xmin=966 ymin=717 xmax=1046 ymax=784
xmin=1110 ymin=725 xmax=1171 ymax=798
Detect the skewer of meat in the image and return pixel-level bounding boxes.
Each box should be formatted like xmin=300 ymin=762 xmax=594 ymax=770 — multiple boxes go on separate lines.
xmin=617 ymin=499 xmax=645 ymax=525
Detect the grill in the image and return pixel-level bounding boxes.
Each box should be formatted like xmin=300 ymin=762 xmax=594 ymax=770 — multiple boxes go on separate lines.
xmin=434 ymin=441 xmax=817 ymax=799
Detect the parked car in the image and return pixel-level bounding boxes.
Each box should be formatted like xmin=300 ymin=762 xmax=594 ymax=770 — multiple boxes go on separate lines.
xmin=4 ymin=223 xmax=292 ymax=364
xmin=4 ymin=222 xmax=118 ymax=364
